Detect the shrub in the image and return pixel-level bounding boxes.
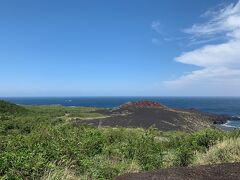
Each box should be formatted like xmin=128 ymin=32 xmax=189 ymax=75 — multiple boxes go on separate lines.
xmin=188 ymin=128 xmax=223 ymax=152
xmin=194 ymin=138 xmax=240 ymax=165
xmin=134 ymin=130 xmax=163 ymax=170
xmin=173 ymin=145 xmax=194 ymax=167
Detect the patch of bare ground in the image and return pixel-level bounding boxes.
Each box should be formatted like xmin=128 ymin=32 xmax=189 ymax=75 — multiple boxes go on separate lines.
xmin=116 ymin=163 xmax=240 ymax=180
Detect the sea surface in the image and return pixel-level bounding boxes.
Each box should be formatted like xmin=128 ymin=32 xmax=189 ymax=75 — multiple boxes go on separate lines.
xmin=1 ymin=97 xmax=240 ymax=128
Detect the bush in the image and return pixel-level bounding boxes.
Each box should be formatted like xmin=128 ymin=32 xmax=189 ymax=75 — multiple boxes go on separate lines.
xmin=173 ymin=145 xmax=194 ymax=167
xmin=186 ymin=128 xmax=223 ymax=152
xmin=0 ymin=124 xmax=163 ymax=179
xmin=134 ymin=130 xmax=163 ymax=170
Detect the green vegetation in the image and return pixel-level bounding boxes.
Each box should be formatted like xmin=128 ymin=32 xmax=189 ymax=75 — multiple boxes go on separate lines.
xmin=194 ymin=137 xmax=240 ymax=165
xmin=0 ymin=100 xmax=28 ymax=115
xmin=0 ymin=100 xmax=240 ymax=180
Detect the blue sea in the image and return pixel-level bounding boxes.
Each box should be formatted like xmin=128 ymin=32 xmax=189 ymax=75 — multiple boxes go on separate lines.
xmin=1 ymin=97 xmax=240 ymax=128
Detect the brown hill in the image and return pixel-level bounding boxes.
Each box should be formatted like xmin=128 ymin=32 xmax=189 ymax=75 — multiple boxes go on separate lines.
xmin=120 ymin=101 xmax=167 ymax=108
xmin=74 ymin=101 xmax=215 ymax=131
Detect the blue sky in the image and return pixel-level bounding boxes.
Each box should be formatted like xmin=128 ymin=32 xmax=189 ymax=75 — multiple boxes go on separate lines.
xmin=1 ymin=0 xmax=240 ymax=96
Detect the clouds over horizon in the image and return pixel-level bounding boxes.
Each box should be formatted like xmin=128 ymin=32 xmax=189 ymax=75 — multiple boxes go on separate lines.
xmin=165 ymin=0 xmax=240 ymax=96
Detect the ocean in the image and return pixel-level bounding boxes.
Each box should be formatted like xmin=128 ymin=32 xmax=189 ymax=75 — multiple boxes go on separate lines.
xmin=1 ymin=97 xmax=240 ymax=128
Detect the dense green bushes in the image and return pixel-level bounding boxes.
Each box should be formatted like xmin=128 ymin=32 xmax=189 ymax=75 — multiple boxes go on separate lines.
xmin=0 ymin=102 xmax=240 ymax=179
xmin=162 ymin=128 xmax=224 ymax=167
xmin=0 ymin=125 xmax=164 ymax=179
xmin=0 ymin=100 xmax=28 ymax=115
xmin=0 ymin=123 xmax=233 ymax=179
xmin=173 ymin=145 xmax=194 ymax=167
xmin=190 ymin=128 xmax=223 ymax=151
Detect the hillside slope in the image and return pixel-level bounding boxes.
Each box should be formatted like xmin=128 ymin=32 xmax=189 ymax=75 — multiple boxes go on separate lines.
xmin=0 ymin=100 xmax=28 ymax=114
xmin=75 ymin=101 xmax=212 ymax=131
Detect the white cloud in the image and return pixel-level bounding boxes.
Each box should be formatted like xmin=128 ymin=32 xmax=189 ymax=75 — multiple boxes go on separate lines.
xmin=165 ymin=1 xmax=240 ymax=96
xmin=184 ymin=2 xmax=240 ymax=36
xmin=151 ymin=21 xmax=163 ymax=34
xmin=151 ymin=21 xmax=188 ymax=44
xmin=151 ymin=21 xmax=179 ymax=42
xmin=176 ymin=40 xmax=240 ymax=68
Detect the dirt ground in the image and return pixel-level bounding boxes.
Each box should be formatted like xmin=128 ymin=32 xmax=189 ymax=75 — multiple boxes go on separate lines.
xmin=74 ymin=104 xmax=211 ymax=131
xmin=116 ymin=163 xmax=240 ymax=180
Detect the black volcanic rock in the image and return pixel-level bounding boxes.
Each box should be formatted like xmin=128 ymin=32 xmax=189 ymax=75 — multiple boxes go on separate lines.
xmin=210 ymin=115 xmax=228 ymax=124
xmin=116 ymin=163 xmax=240 ymax=180
xmin=74 ymin=101 xmax=214 ymax=132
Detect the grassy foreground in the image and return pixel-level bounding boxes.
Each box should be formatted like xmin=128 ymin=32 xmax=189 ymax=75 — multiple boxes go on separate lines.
xmin=0 ymin=100 xmax=240 ymax=179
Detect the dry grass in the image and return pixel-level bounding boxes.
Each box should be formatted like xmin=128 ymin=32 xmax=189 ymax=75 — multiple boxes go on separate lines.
xmin=194 ymin=138 xmax=240 ymax=165
xmin=42 ymin=166 xmax=81 ymax=180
